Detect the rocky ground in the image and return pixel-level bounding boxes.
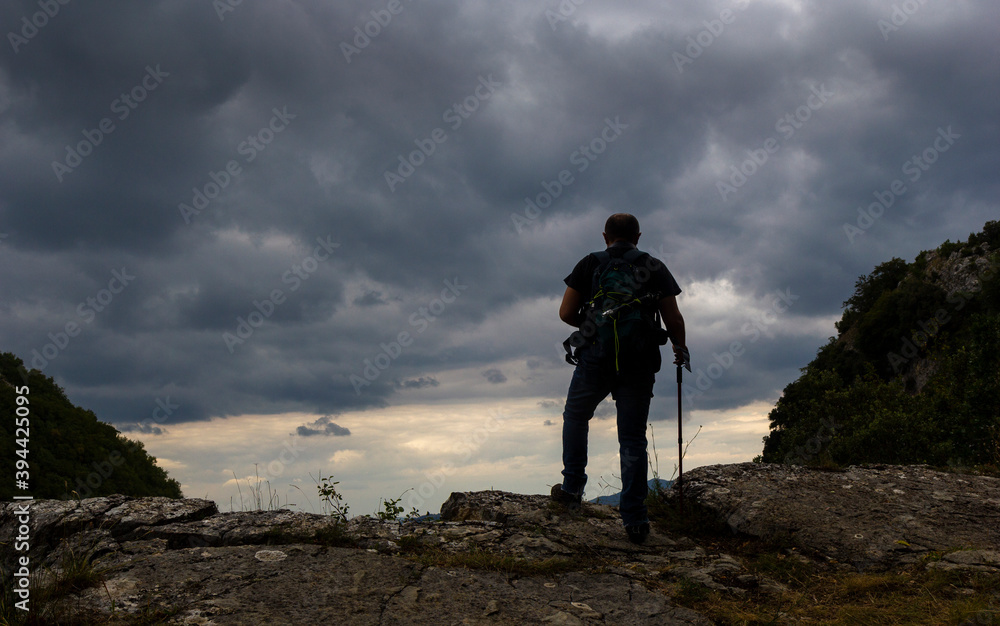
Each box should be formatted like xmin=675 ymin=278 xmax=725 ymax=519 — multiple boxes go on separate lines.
xmin=676 ymin=462 xmax=1000 ymax=573
xmin=2 ymin=463 xmax=999 ymax=624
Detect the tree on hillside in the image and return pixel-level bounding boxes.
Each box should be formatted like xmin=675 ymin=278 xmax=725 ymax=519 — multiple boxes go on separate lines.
xmin=1 ymin=352 xmax=182 ymax=500
xmin=761 ymin=222 xmax=1000 ymax=471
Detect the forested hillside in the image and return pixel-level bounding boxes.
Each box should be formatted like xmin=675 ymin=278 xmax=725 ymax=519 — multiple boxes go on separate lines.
xmin=760 ymin=221 xmax=1000 ymax=470
xmin=1 ymin=352 xmax=182 ymax=500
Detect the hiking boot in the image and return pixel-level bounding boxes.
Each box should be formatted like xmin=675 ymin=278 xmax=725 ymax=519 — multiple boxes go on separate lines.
xmin=625 ymin=522 xmax=650 ymax=545
xmin=550 ymin=483 xmax=582 ymax=509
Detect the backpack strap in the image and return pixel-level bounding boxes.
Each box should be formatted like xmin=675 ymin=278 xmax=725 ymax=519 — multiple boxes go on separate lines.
xmin=589 ymin=251 xmax=611 ymax=298
xmin=615 ymin=248 xmax=660 ymax=322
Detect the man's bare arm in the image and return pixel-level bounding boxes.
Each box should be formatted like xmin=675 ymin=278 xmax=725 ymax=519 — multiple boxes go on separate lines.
xmin=658 ymin=295 xmax=687 ymax=362
xmin=559 ymin=286 xmax=585 ymax=327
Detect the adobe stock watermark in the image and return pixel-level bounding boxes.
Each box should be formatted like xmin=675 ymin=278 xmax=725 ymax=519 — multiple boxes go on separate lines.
xmin=510 ymin=116 xmax=628 ymax=234
xmin=886 ymin=260 xmax=996 ymax=373
xmin=843 ymin=126 xmax=959 ymax=244
xmin=685 ymin=287 xmax=799 ymax=404
xmin=877 ymin=0 xmax=931 ymax=41
xmin=213 ymin=0 xmax=245 ymax=21
xmin=223 ymin=235 xmax=340 ymax=353
xmin=61 ymin=396 xmax=181 ymax=500
xmin=544 ymin=0 xmax=590 ymax=30
xmin=341 ymin=0 xmax=413 ymax=63
xmin=228 ymin=439 xmax=307 ymax=511
xmin=552 ymin=241 xmax=679 ymax=364
xmin=51 ymin=64 xmax=170 ymax=182
xmin=27 ymin=268 xmax=136 ymax=372
xmin=179 ymin=106 xmax=296 ymax=224
xmin=350 ymin=277 xmax=468 ymax=394
xmin=673 ymin=1 xmax=750 ymax=74
xmin=405 ymin=409 xmax=508 ymax=513
xmin=7 ymin=0 xmax=72 ymax=54
xmin=784 ymin=415 xmax=839 ymax=465
xmin=716 ymin=84 xmax=833 ymax=201
xmin=384 ymin=74 xmax=502 ymax=192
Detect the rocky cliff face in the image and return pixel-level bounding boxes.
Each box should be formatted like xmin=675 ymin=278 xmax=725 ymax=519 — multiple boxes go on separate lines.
xmin=3 ymin=463 xmax=999 ymax=624
xmin=676 ymin=463 xmax=1000 ymax=572
xmin=901 ymin=245 xmax=995 ymax=393
xmin=838 ymin=244 xmax=997 ymax=393
xmin=923 ymin=244 xmax=994 ymax=298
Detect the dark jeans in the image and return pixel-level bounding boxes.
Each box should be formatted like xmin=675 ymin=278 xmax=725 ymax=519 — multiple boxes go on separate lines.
xmin=561 ymin=349 xmax=654 ymax=527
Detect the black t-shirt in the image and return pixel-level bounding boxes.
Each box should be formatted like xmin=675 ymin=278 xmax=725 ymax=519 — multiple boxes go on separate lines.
xmin=563 ymin=242 xmax=682 ymax=303
xmin=563 ymin=242 xmax=681 ymax=374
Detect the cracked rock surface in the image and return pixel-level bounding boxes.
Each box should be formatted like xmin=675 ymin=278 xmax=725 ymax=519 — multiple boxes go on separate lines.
xmin=676 ymin=462 xmax=1000 ymax=571
xmin=2 ymin=493 xmax=717 ymax=625
xmin=4 ymin=463 xmax=998 ymax=623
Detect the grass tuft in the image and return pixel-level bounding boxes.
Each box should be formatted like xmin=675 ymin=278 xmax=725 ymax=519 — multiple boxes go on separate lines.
xmin=1 ymin=543 xmax=105 ymax=625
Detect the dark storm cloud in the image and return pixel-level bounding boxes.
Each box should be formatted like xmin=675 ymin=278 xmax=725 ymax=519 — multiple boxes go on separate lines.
xmin=119 ymin=423 xmax=165 ymax=436
xmin=395 ymin=376 xmax=440 ymax=390
xmin=1 ymin=0 xmax=997 ymax=425
xmin=294 ymin=415 xmax=351 ymax=437
xmin=482 ymin=368 xmax=507 ymax=384
xmin=354 ymin=290 xmax=388 ymax=307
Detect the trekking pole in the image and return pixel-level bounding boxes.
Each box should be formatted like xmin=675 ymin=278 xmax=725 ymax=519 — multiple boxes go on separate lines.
xmin=677 ymin=362 xmax=684 ymax=514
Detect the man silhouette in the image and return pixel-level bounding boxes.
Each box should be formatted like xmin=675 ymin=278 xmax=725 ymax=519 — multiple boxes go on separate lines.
xmin=552 ymin=213 xmax=688 ymax=544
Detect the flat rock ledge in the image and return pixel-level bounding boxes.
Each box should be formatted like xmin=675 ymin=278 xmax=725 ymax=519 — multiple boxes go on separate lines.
xmin=3 ymin=463 xmax=998 ymax=623
xmin=2 ymin=494 xmax=720 ymax=625
xmin=676 ymin=462 xmax=1000 ymax=571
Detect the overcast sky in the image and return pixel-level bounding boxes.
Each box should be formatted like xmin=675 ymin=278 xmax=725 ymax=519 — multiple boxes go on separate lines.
xmin=2 ymin=0 xmax=997 ymax=514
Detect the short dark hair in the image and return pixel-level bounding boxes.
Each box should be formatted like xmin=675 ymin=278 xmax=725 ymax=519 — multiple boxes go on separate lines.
xmin=605 ymin=213 xmax=640 ymax=242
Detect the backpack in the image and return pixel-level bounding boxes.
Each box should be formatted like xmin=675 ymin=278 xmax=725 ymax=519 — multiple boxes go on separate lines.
xmin=564 ymin=249 xmax=669 ymax=372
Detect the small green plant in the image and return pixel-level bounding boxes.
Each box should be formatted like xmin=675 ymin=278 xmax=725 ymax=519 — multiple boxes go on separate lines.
xmin=374 ymin=489 xmax=424 ymax=522
xmin=376 ymin=494 xmax=406 ymax=521
xmin=317 ymin=474 xmax=350 ymax=523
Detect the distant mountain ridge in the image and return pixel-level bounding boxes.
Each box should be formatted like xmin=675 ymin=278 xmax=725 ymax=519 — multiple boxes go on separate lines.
xmin=761 ymin=221 xmax=1000 ymax=469
xmin=589 ymin=478 xmax=674 ymax=506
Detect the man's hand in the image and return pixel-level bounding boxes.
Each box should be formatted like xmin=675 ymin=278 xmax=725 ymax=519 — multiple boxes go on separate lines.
xmin=673 ymin=345 xmax=691 ymax=371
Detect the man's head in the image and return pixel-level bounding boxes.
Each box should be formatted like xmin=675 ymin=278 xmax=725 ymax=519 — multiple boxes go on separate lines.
xmin=603 ymin=213 xmax=641 ymax=246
